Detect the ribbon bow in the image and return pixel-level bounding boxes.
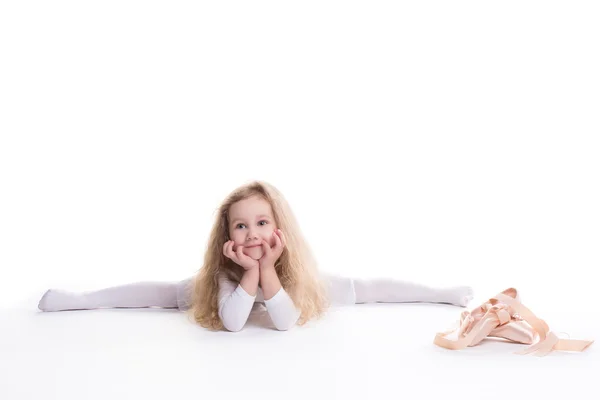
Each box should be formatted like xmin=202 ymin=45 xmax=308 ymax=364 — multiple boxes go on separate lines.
xmin=434 ymin=288 xmax=594 ymax=356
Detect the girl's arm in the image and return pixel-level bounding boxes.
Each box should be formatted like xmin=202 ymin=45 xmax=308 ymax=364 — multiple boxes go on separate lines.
xmin=218 ymin=268 xmax=259 ymax=332
xmin=260 ymin=265 xmax=301 ymax=331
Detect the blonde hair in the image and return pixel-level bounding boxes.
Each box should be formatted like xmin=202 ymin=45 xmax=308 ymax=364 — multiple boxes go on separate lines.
xmin=188 ymin=180 xmax=328 ymax=330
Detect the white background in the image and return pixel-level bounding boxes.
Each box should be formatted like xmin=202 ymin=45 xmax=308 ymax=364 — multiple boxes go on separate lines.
xmin=0 ymin=2 xmax=598 ymax=399
xmin=2 ymin=1 xmax=598 ymax=307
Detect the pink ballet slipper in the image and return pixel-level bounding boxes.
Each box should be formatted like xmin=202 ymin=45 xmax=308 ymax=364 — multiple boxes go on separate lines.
xmin=434 ymin=288 xmax=594 ymax=356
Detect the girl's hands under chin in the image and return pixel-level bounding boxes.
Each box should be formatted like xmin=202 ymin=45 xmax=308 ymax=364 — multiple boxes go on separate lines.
xmin=223 ymin=240 xmax=259 ymax=270
xmin=259 ymin=229 xmax=286 ymax=269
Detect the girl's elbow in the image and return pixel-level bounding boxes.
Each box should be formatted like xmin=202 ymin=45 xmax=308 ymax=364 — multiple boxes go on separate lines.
xmin=223 ymin=321 xmax=244 ymax=332
xmin=274 ymin=319 xmax=298 ymax=331
xmin=220 ymin=312 xmax=246 ymax=332
xmin=276 ymin=325 xmax=293 ymax=331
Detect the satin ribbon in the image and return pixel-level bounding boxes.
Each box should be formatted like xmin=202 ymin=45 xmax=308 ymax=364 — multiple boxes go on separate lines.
xmin=434 ymin=288 xmax=594 ymax=356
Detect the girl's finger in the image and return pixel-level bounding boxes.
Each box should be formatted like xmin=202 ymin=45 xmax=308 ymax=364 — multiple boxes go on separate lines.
xmin=224 ymin=241 xmax=233 ymax=258
xmin=279 ymin=229 xmax=287 ymax=247
xmin=261 ymin=239 xmax=270 ymax=254
xmin=277 ymin=229 xmax=287 ymax=248
xmin=229 ymin=242 xmax=241 ymax=263
xmin=235 ymin=244 xmax=247 ymax=260
xmin=223 ymin=241 xmax=229 ymax=257
xmin=273 ymin=230 xmax=283 ymax=249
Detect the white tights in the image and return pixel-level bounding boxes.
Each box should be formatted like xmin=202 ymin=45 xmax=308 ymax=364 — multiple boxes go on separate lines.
xmin=37 ymin=275 xmax=473 ymax=312
xmin=38 ymin=282 xmax=180 ymax=311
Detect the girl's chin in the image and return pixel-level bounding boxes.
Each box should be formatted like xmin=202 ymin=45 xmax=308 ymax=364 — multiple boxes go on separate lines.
xmin=244 ymin=247 xmax=263 ymax=260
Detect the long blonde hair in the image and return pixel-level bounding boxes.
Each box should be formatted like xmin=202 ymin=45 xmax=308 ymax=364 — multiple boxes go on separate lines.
xmin=189 ymin=180 xmax=328 ymax=330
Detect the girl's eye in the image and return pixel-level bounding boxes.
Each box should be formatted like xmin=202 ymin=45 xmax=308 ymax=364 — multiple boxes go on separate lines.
xmin=258 ymin=220 xmax=268 ymax=226
xmin=236 ymin=223 xmax=246 ymax=229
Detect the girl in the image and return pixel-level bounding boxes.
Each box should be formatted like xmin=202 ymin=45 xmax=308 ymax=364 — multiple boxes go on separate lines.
xmin=37 ymin=181 xmax=473 ymax=332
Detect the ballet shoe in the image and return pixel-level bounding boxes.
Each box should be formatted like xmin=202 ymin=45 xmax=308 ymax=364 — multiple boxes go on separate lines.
xmin=434 ymin=288 xmax=594 ymax=356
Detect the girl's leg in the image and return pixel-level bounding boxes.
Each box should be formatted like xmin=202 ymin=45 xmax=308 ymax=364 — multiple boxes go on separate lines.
xmin=353 ymin=278 xmax=473 ymax=307
xmin=322 ymin=273 xmax=473 ymax=307
xmin=37 ymin=281 xmax=181 ymax=312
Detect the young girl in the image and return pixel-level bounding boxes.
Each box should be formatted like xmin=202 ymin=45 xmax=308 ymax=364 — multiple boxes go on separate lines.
xmin=37 ymin=180 xmax=473 ymax=332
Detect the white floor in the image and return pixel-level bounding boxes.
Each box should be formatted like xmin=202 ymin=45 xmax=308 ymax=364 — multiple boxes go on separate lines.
xmin=1 ymin=290 xmax=597 ymax=400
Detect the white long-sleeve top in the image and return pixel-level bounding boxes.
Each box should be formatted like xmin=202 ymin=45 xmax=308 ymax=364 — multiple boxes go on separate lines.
xmin=217 ymin=272 xmax=301 ymax=332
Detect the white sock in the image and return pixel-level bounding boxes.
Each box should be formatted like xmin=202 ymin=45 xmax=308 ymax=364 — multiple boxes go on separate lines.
xmin=353 ymin=278 xmax=473 ymax=307
xmin=37 ymin=282 xmax=179 ymax=312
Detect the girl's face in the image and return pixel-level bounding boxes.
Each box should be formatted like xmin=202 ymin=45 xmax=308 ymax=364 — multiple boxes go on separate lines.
xmin=228 ymin=195 xmax=278 ymax=260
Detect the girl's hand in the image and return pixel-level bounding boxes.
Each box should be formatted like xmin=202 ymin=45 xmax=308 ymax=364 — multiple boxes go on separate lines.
xmin=223 ymin=240 xmax=259 ymax=271
xmin=259 ymin=229 xmax=286 ymax=269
